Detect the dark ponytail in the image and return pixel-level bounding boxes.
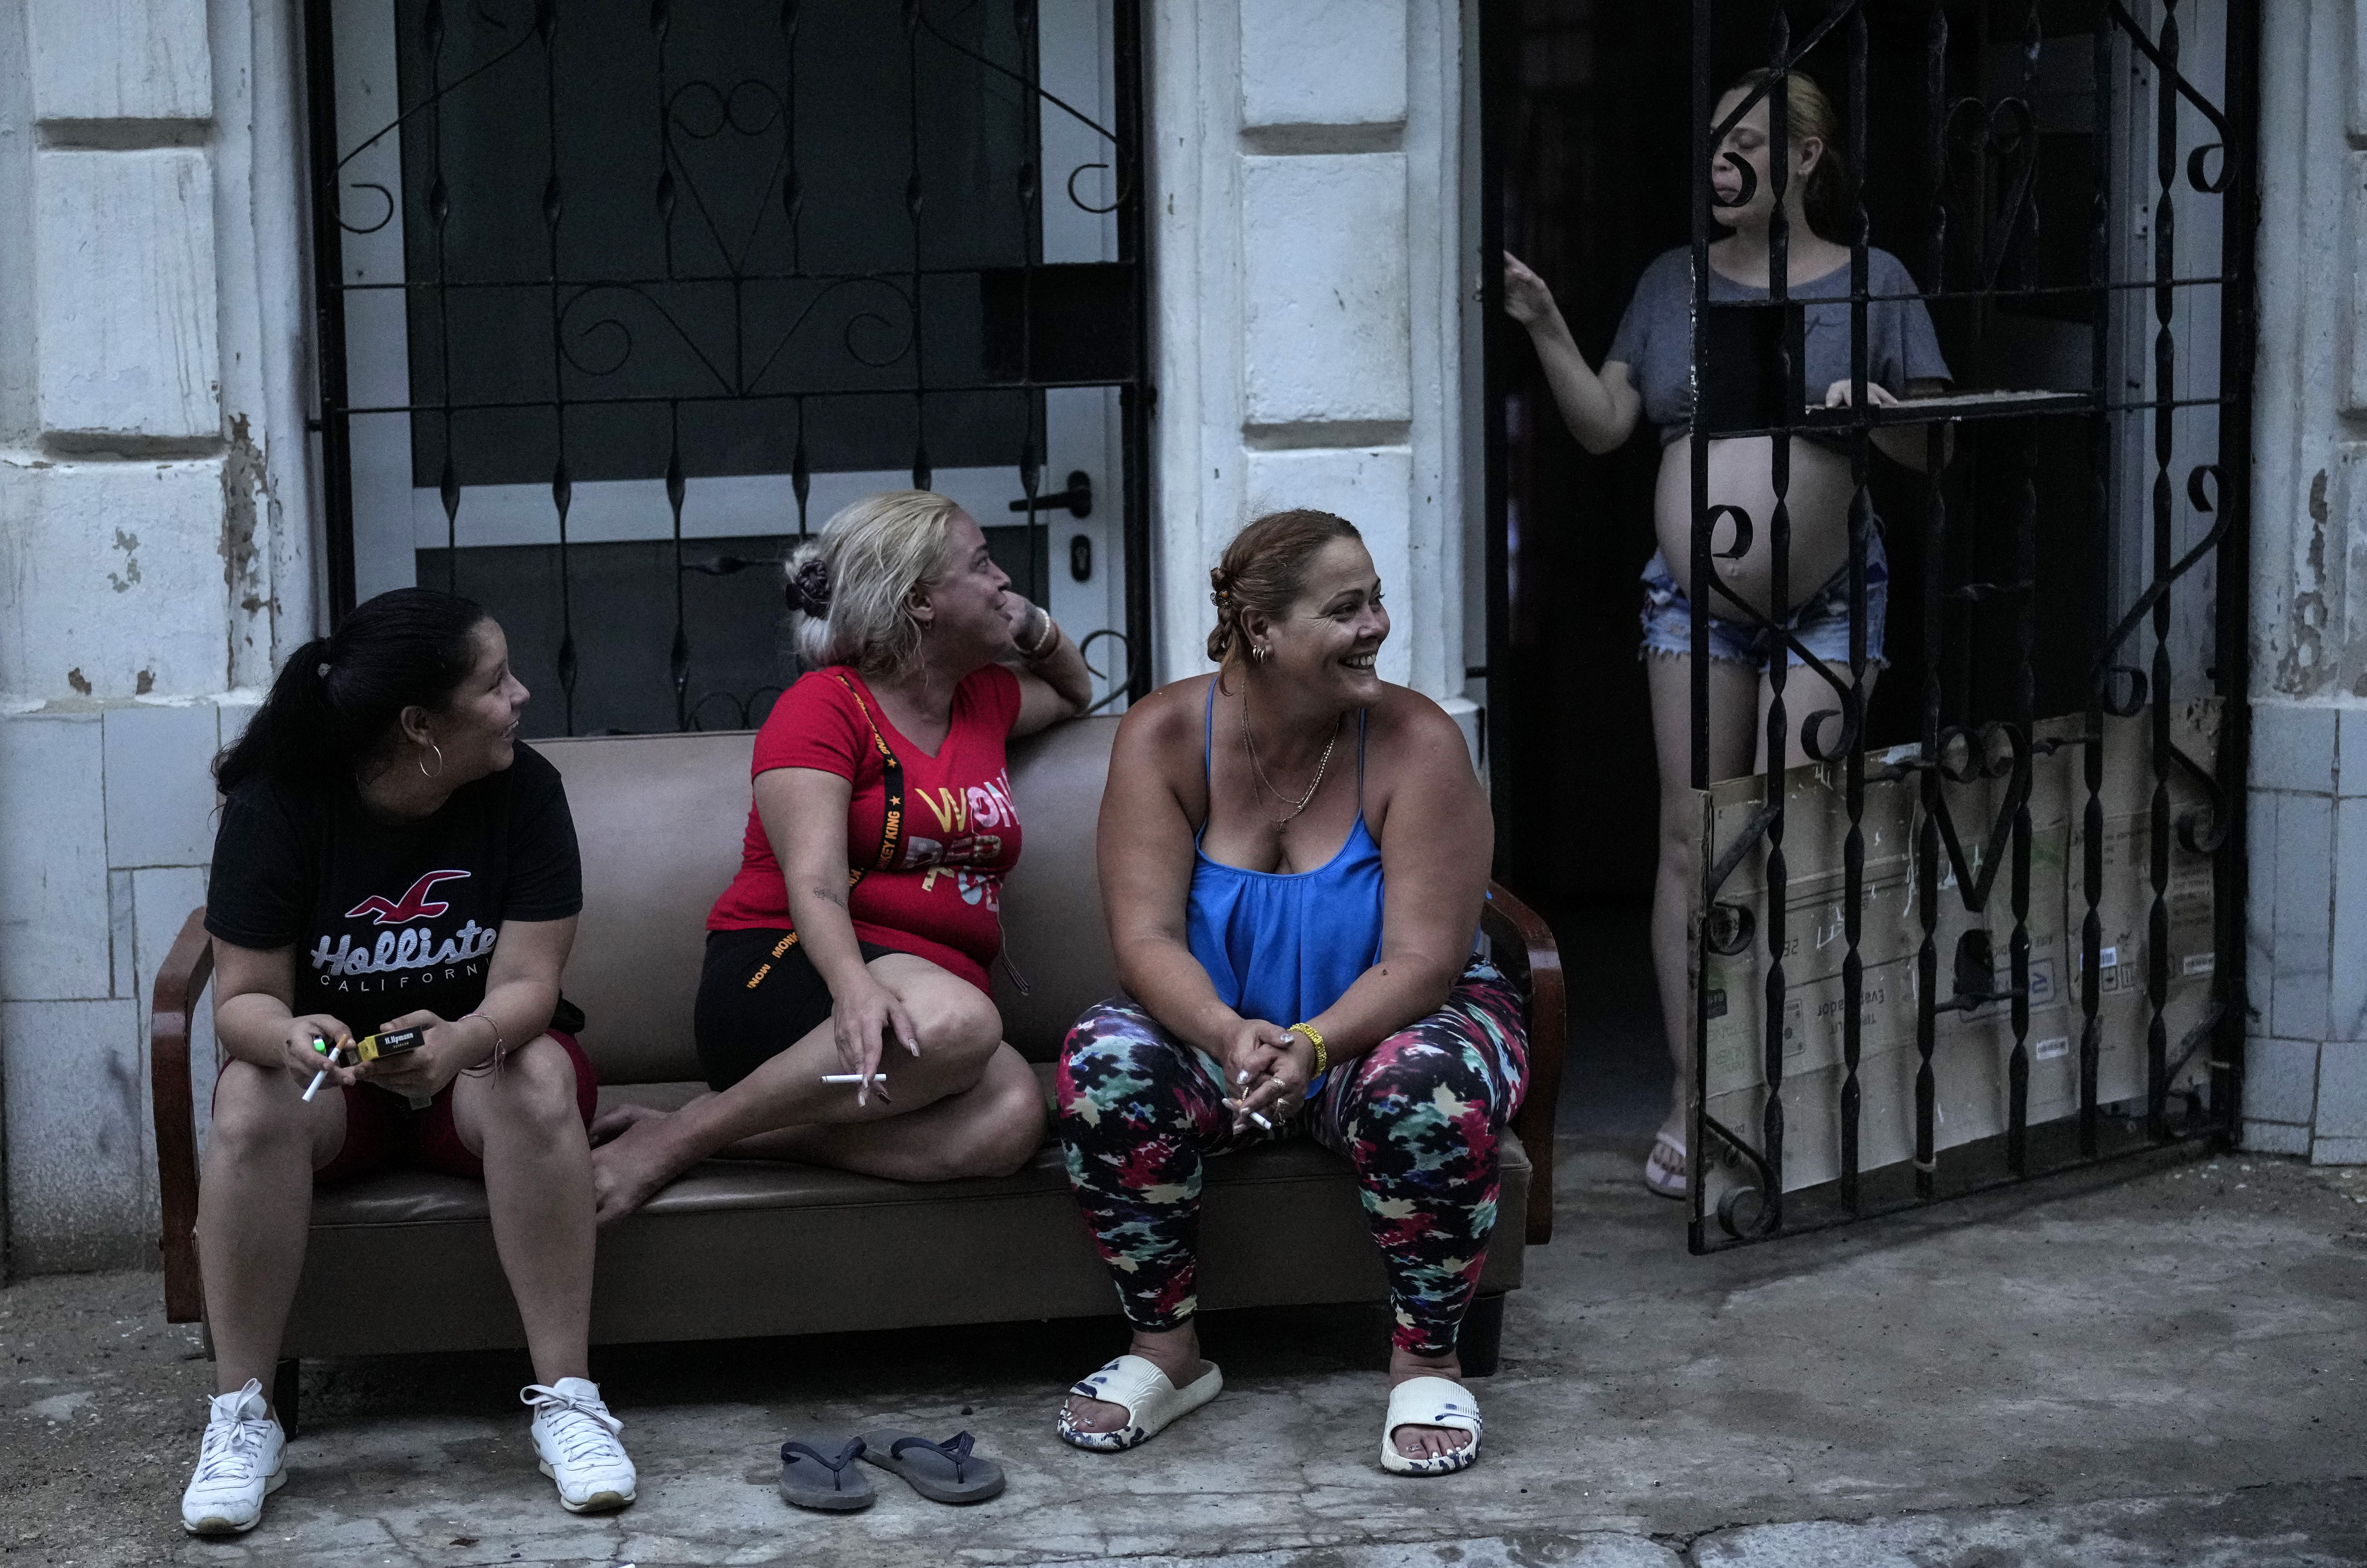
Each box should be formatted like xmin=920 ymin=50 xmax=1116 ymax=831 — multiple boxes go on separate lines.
xmin=215 ymin=588 xmax=489 ymax=795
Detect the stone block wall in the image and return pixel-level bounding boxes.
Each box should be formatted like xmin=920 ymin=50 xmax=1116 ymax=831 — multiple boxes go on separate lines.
xmin=0 ymin=0 xmax=312 ymax=1272
xmin=2244 ymin=0 xmax=2367 ymax=1163
xmin=1149 ymin=0 xmax=1482 ymax=731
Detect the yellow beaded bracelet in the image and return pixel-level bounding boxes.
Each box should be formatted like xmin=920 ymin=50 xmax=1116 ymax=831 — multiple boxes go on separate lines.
xmin=1286 ymin=1021 xmax=1327 ymax=1078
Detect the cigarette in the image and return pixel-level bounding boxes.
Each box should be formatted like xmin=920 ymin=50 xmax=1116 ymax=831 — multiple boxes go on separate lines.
xmin=820 ymin=1073 xmax=886 ymax=1084
xmin=300 ymin=1034 xmax=339 ymax=1102
xmin=1249 ymin=1112 xmax=1273 ymax=1131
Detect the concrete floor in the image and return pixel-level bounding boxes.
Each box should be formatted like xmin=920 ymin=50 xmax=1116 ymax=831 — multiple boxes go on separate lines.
xmin=3 ymin=1145 xmax=2363 ymax=1568
xmin=6 ymin=913 xmax=2363 ymax=1566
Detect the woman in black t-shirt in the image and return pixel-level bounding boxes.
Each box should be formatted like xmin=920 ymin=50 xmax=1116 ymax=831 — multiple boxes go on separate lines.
xmin=179 ymin=589 xmax=634 ymax=1538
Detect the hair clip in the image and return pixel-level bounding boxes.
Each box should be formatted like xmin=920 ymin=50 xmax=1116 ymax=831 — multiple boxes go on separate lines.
xmin=316 ymin=661 xmax=332 ymax=678
xmin=787 ymin=557 xmax=834 ymax=616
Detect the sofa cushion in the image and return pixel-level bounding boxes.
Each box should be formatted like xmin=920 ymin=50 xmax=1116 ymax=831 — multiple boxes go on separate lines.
xmin=536 ymin=731 xmax=756 ymax=1085
xmin=537 ymin=718 xmax=1126 ymax=1085
xmin=287 ymin=1124 xmax=1530 ymax=1355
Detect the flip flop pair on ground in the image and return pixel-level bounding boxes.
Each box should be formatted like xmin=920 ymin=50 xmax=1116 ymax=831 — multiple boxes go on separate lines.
xmin=776 ymin=1431 xmax=1004 ymax=1511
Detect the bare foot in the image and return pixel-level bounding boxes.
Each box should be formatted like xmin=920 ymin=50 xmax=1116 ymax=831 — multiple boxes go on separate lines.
xmin=1063 ymin=1329 xmax=1211 ymax=1435
xmin=1387 ymin=1350 xmax=1472 ymax=1462
xmin=588 ymin=1115 xmax=690 ymax=1224
xmin=1644 ymin=1112 xmax=1687 ymax=1195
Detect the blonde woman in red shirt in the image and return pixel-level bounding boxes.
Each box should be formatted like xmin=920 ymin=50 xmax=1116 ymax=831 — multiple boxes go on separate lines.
xmin=588 ymin=490 xmax=1092 ymax=1221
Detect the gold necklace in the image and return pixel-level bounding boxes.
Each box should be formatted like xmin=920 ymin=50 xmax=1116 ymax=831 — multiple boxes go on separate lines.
xmin=1240 ymin=684 xmax=1341 ymax=826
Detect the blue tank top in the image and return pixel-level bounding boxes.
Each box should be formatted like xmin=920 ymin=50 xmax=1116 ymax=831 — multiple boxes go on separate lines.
xmin=1187 ymin=679 xmax=1385 ymax=1093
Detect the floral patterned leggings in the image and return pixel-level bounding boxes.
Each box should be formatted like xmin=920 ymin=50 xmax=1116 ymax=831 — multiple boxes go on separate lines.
xmin=1056 ymin=960 xmax=1529 ymax=1357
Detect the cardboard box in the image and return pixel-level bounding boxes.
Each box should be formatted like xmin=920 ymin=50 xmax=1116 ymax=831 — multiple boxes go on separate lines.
xmin=1693 ymin=703 xmax=2223 ymax=1196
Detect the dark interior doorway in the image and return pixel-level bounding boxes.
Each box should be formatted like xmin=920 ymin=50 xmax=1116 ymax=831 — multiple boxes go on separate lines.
xmin=1486 ymin=0 xmax=2123 ymax=1143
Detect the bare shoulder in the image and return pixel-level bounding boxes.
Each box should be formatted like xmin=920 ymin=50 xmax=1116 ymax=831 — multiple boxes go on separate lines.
xmin=1364 ymin=683 xmax=1478 ymax=773
xmin=1111 ymin=672 xmax=1218 ymax=779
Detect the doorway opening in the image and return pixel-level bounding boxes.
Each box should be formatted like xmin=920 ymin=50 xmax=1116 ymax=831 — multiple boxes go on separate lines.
xmin=1482 ymin=0 xmax=2251 ymax=1241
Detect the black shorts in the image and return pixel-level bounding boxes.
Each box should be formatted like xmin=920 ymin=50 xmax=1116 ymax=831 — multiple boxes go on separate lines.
xmin=695 ymin=927 xmax=897 ymax=1091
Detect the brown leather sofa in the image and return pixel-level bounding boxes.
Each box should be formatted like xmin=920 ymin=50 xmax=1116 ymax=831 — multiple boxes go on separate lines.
xmin=149 ymin=717 xmax=1564 ymax=1427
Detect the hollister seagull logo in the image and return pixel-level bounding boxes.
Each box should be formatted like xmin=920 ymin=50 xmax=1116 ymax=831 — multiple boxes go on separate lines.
xmin=345 ymin=870 xmax=471 ymax=926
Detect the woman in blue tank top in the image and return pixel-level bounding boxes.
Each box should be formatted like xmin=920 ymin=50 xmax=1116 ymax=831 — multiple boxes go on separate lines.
xmin=1053 ymin=510 xmax=1529 ymax=1477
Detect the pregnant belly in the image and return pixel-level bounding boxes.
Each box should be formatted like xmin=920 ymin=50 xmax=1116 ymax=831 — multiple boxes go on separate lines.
xmin=1653 ymin=435 xmax=1861 ymax=624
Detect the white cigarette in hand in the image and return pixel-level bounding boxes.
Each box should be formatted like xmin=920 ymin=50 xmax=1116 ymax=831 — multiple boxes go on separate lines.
xmin=1249 ymin=1112 xmax=1273 ymax=1131
xmin=301 ymin=1068 xmax=330 ymax=1102
xmin=820 ymin=1073 xmax=886 ymax=1084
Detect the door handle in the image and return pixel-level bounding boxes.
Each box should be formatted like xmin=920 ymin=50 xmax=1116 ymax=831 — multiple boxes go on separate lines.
xmin=1010 ymin=470 xmax=1092 ymax=519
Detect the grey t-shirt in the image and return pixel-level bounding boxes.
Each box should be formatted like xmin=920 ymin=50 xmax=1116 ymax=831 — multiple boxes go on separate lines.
xmin=1607 ymin=245 xmax=1951 ymax=444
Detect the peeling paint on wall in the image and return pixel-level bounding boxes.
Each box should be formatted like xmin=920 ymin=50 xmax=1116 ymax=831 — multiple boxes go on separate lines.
xmin=219 ymin=413 xmax=276 ymax=680
xmin=65 ymin=669 xmax=92 ymax=695
xmin=2276 ymin=470 xmax=2332 ymax=695
xmin=106 ymin=530 xmax=141 ymax=594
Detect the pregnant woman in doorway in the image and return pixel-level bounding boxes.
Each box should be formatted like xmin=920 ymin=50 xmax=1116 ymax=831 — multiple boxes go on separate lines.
xmin=1503 ymin=67 xmax=1950 ymax=1198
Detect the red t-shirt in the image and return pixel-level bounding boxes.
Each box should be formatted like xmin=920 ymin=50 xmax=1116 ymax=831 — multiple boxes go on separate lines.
xmin=707 ymin=665 xmax=1025 ymax=992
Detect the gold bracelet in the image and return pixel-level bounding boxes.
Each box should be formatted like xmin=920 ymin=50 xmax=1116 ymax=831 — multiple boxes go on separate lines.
xmin=1287 ymin=1021 xmax=1327 ymax=1077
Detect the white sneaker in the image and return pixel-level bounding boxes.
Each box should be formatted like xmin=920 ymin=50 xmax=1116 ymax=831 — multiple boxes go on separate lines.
xmin=523 ymin=1378 xmax=636 ymax=1512
xmin=180 ymin=1379 xmax=287 ymax=1535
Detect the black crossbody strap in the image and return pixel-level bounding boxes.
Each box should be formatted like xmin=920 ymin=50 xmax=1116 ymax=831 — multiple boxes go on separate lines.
xmin=831 ymin=671 xmax=906 ymax=887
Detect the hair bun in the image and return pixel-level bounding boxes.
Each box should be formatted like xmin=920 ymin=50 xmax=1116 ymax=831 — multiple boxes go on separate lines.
xmin=787 ymin=557 xmax=833 ymax=617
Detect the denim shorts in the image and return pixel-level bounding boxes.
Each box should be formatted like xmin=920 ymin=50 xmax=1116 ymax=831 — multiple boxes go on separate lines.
xmin=1638 ymin=533 xmax=1888 ymax=671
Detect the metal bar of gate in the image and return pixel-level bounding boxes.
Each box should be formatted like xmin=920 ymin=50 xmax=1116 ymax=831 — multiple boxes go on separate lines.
xmin=303 ymin=0 xmax=357 ymax=625
xmin=1671 ymin=0 xmax=2251 ymax=1252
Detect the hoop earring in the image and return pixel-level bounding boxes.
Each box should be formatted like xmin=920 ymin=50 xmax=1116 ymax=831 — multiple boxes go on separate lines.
xmin=1252 ymin=644 xmax=1268 ymax=664
xmin=418 ymin=741 xmax=444 ymax=780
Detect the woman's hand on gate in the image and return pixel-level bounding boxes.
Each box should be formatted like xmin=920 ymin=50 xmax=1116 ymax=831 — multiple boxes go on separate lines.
xmin=1823 ymin=378 xmax=1901 ymax=409
xmin=830 ymin=976 xmax=915 ymax=1107
xmin=1501 ymin=251 xmax=1560 ymax=328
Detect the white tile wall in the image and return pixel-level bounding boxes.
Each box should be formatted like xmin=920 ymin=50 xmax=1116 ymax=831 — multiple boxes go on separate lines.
xmin=0 ymin=461 xmax=232 ymax=700
xmin=32 ymin=149 xmax=219 ymax=440
xmin=2243 ymin=1119 xmax=2313 ymax=1156
xmin=25 ymin=0 xmax=211 ymax=122
xmin=2268 ymin=791 xmax=2333 ymax=1042
xmin=1240 ymin=154 xmax=1411 ymax=426
xmin=2252 ymin=702 xmax=2337 ymax=794
xmin=2340 ymin=709 xmax=2367 ymax=796
xmin=2315 ymin=1135 xmax=2367 ymax=1163
xmin=102 ymin=702 xmax=220 ymax=867
xmin=2243 ymin=1035 xmax=2321 ymax=1126
xmin=1239 ymin=0 xmax=1406 ymax=129
xmin=2334 ymin=796 xmax=2367 ymax=1039
xmin=0 ymin=998 xmax=147 ymax=1272
xmin=2316 ymin=1040 xmax=2367 ymax=1137
xmin=0 ymin=710 xmax=110 ymax=1001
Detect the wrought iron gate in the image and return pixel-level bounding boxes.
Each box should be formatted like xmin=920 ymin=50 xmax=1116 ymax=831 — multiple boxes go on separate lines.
xmin=1486 ymin=0 xmax=2255 ymax=1250
xmin=303 ymin=0 xmax=1151 ymax=735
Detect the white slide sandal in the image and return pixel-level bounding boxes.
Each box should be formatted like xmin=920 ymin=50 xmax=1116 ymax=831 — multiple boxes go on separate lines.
xmin=1379 ymin=1375 xmax=1483 ymax=1476
xmin=1056 ymin=1354 xmax=1223 ymax=1452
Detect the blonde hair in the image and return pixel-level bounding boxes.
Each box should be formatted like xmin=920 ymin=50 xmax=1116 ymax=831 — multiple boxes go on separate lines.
xmin=1206 ymin=509 xmax=1364 ymax=667
xmin=1724 ymin=68 xmax=1851 ymax=241
xmin=785 ymin=489 xmax=962 ymax=677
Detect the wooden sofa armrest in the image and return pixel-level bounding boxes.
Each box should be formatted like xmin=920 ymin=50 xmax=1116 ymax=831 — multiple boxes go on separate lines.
xmin=1482 ymin=880 xmax=1564 ymax=1245
xmin=151 ymin=906 xmax=214 ymax=1323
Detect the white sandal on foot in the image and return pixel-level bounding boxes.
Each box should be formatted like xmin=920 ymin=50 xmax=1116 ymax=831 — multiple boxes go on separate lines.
xmin=1380 ymin=1375 xmax=1482 ymax=1476
xmin=1056 ymin=1354 xmax=1223 ymax=1452
xmin=1644 ymin=1130 xmax=1687 ymax=1199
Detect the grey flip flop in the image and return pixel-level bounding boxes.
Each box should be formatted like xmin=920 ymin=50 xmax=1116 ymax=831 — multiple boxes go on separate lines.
xmin=855 ymin=1429 xmax=1006 ymax=1504
xmin=778 ymin=1437 xmax=874 ymax=1511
